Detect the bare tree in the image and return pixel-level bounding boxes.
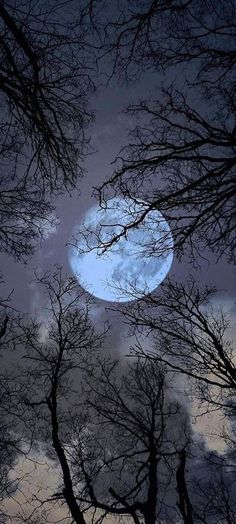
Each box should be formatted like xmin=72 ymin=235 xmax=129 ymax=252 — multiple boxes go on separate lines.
xmin=0 ymin=0 xmax=95 ymax=259
xmin=112 ymin=277 xmax=236 ymax=419
xmin=1 ymin=268 xmax=235 ymax=523
xmin=0 ymin=384 xmax=22 ymax=524
xmin=96 ymin=88 xmax=235 ymax=260
xmin=93 ymin=0 xmax=236 ymax=261
xmin=103 ymin=0 xmax=235 ymax=87
xmin=74 ymin=357 xmax=190 ymax=524
xmin=5 ymin=268 xmax=194 ymax=524
xmin=4 ymin=267 xmax=106 ymax=524
xmin=0 ymin=279 xmax=27 ymax=524
xmin=176 ymin=446 xmax=236 ymax=524
xmin=176 ymin=449 xmax=194 ymax=524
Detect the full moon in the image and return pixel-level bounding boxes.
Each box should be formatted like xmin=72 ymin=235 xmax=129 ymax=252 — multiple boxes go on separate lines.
xmin=68 ymin=197 xmax=173 ymax=302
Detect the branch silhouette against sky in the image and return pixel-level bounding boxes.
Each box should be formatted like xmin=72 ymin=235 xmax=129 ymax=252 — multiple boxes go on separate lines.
xmin=0 ymin=1 xmax=235 ymax=523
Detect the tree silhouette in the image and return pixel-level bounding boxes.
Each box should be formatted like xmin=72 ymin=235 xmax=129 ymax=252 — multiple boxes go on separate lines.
xmin=114 ymin=277 xmax=236 ymax=416
xmin=94 ymin=0 xmax=236 ymax=261
xmin=1 ymin=269 xmax=235 ymax=522
xmin=0 ymin=0 xmax=95 ymax=259
xmin=0 ymin=279 xmax=26 ymax=524
xmin=77 ymin=357 xmax=189 ymax=524
xmin=104 ymin=0 xmax=235 ymax=86
xmin=7 ymin=268 xmax=106 ymax=524
xmin=176 ymin=447 xmax=236 ymax=524
xmin=0 ymin=1 xmax=235 ymax=522
xmin=5 ymin=268 xmax=194 ymax=524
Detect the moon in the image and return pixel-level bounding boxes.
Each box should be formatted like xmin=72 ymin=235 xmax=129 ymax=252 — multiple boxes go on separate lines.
xmin=68 ymin=197 xmax=173 ymax=302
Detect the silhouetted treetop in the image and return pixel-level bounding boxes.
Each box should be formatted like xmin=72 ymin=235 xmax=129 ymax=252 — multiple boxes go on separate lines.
xmin=97 ymin=87 xmax=236 ymax=260
xmin=115 ymin=277 xmax=236 ymax=409
xmin=94 ymin=0 xmax=236 ymax=261
xmin=104 ymin=0 xmax=235 ymax=88
xmin=0 ymin=0 xmax=96 ymax=258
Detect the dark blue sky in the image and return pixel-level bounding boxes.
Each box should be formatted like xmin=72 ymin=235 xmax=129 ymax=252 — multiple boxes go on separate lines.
xmin=1 ymin=69 xmax=235 ymax=316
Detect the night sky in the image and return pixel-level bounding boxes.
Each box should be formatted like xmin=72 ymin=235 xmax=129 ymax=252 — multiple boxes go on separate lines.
xmin=0 ymin=1 xmax=235 ymax=523
xmin=1 ymin=76 xmax=235 ymax=311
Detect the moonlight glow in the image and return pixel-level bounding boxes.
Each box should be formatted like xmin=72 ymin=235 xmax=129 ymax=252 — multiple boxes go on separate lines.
xmin=68 ymin=197 xmax=174 ymax=302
